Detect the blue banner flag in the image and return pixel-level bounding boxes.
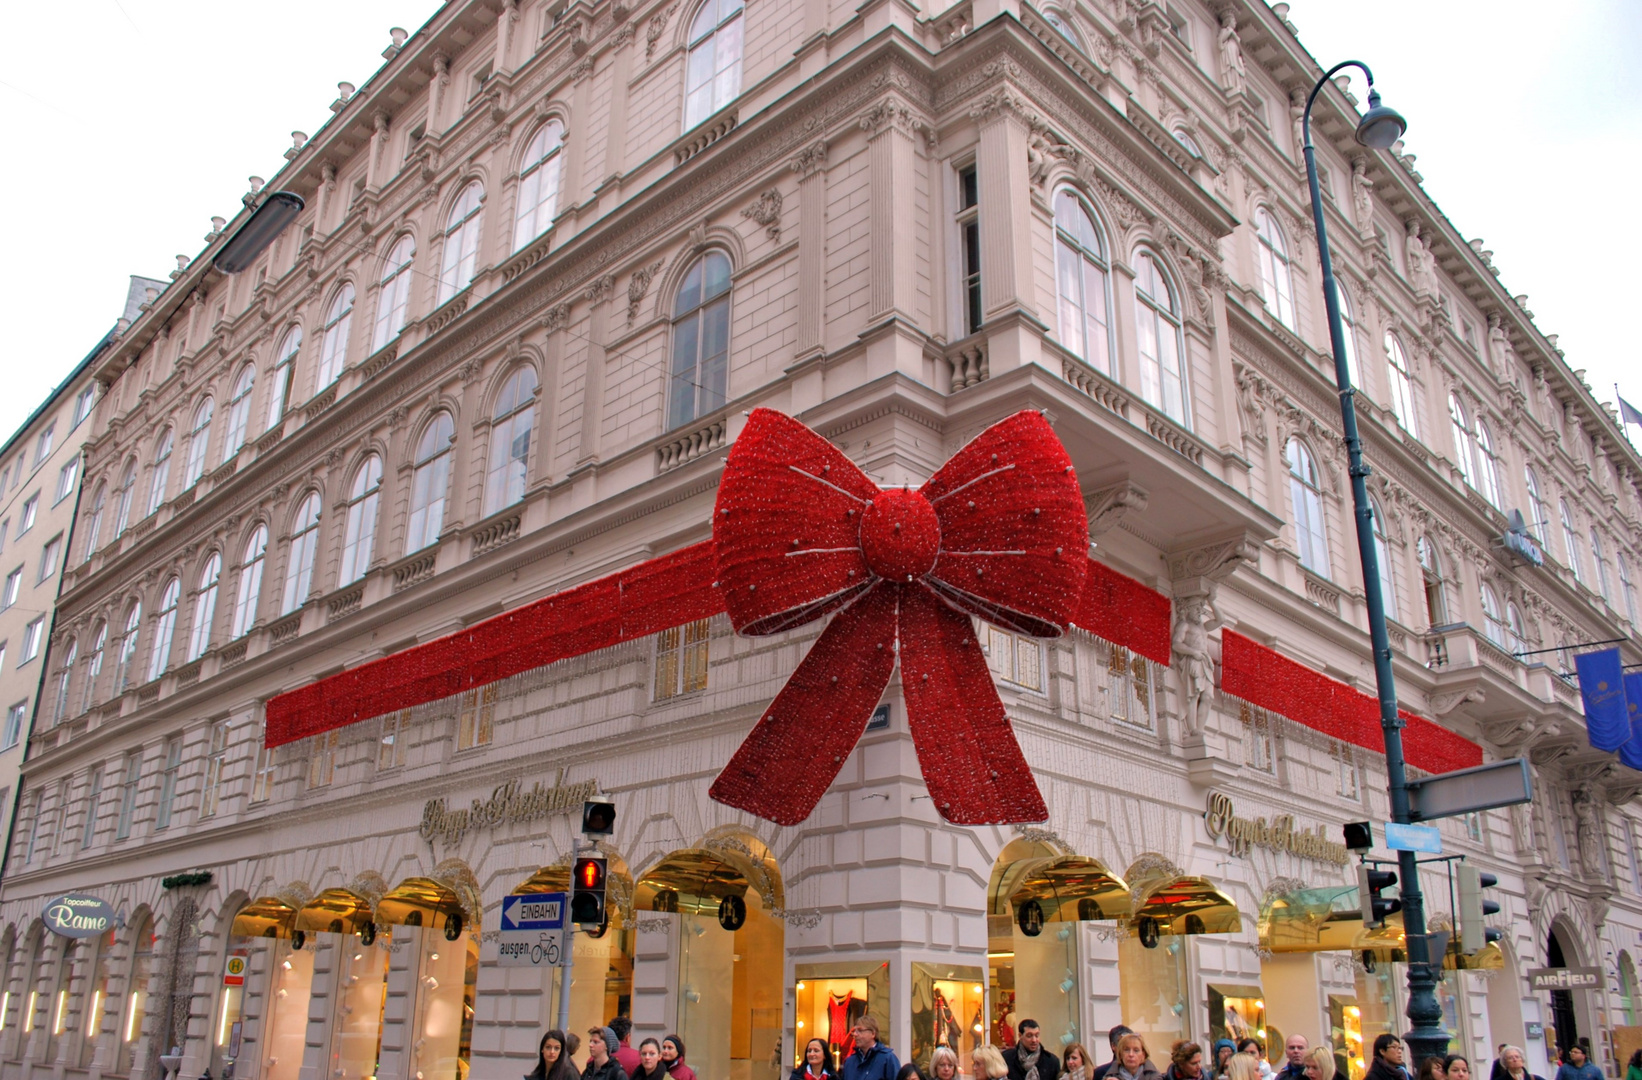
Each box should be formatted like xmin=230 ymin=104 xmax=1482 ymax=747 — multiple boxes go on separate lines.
xmin=1621 ymin=672 xmax=1642 ymax=772
xmin=1577 ymin=648 xmax=1630 ymax=751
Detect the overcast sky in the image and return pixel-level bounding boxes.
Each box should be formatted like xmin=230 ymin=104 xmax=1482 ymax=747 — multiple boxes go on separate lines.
xmin=2 ymin=1 xmax=1638 ymax=447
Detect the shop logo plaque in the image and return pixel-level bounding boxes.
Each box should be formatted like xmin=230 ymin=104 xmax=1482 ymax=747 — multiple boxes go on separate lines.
xmin=1203 ymin=792 xmax=1349 ymax=865
xmin=1528 ymin=967 xmax=1601 ymax=991
xmin=42 ymin=894 xmax=115 ymax=938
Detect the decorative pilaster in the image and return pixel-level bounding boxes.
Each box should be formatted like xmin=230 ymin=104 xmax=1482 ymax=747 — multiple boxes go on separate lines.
xmin=970 ymin=89 xmax=1037 ymax=330
xmin=789 ymin=140 xmax=828 ymax=360
xmin=577 ymin=275 xmax=617 ymax=466
xmin=860 ymin=98 xmax=924 ymax=326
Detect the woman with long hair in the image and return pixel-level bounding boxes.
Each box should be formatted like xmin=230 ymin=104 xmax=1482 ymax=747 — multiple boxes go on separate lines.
xmin=1061 ymin=1044 xmax=1093 ymax=1080
xmin=1302 ymin=1048 xmax=1335 ymax=1080
xmin=526 ymin=1030 xmax=580 ymax=1080
xmin=632 ymin=1038 xmax=669 ymax=1080
xmin=791 ymin=1038 xmax=836 ymax=1080
xmin=974 ymin=1046 xmax=1010 ymax=1080
xmin=1167 ymin=1042 xmax=1204 ymax=1080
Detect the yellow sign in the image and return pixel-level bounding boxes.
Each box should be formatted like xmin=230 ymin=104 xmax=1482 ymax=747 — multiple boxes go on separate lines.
xmin=1203 ymin=792 xmax=1349 ymax=865
xmin=224 ymin=951 xmax=248 ymax=986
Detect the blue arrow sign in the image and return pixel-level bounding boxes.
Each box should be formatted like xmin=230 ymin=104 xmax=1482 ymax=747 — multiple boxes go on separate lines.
xmin=501 ymin=892 xmax=566 ymax=931
xmin=1383 ymin=821 xmax=1442 ymax=854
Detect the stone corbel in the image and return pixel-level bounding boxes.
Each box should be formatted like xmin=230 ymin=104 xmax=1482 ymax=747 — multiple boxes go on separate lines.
xmin=1167 ymin=531 xmax=1260 ymax=595
xmin=1085 ymin=480 xmax=1149 ymax=539
xmin=1428 ymin=687 xmax=1485 ymax=718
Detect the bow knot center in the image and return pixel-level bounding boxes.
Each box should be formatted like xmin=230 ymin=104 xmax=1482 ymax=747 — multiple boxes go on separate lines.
xmin=860 ymin=488 xmax=940 ymax=581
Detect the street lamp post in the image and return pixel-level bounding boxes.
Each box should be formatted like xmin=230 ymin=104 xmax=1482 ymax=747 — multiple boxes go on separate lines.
xmin=1299 ymin=62 xmax=1448 ymax=1066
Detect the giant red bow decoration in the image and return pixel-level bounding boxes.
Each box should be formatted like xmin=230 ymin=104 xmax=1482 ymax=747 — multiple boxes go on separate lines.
xmin=708 ymin=408 xmax=1088 ymax=826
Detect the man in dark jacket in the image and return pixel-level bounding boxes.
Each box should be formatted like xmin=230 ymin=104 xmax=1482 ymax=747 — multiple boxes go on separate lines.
xmin=1366 ymin=1034 xmax=1408 ymax=1080
xmin=840 ymin=1017 xmax=900 ymax=1080
xmin=1275 ymin=1036 xmax=1310 ymax=1080
xmin=1004 ymin=1020 xmax=1062 ymax=1080
xmin=1093 ymin=1027 xmax=1134 ymax=1080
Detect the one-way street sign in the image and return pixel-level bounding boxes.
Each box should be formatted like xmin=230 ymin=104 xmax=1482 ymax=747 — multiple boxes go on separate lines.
xmin=501 ymin=892 xmax=565 ymax=931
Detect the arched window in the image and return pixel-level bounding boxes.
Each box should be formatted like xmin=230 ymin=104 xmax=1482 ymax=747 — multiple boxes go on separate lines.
xmin=281 ymin=494 xmax=322 ymax=615
xmin=1337 ymin=287 xmax=1361 ymax=390
xmin=1620 ymin=550 xmax=1639 ymax=626
xmin=437 ymin=182 xmax=485 ymax=305
xmin=1524 ymin=466 xmax=1550 ymax=545
xmin=407 ymin=415 xmax=455 ymax=552
xmin=183 ymin=397 xmax=214 ymax=489
xmin=224 ymin=364 xmax=255 ymax=457
xmin=484 ymin=368 xmax=538 ymax=516
xmin=146 ymin=429 xmax=174 ymax=517
xmin=1254 ymin=207 xmax=1295 ymax=329
xmin=231 ymin=526 xmax=268 ymax=639
xmin=1369 ymin=496 xmax=1397 ymax=621
xmin=513 ymin=121 xmax=566 ymax=252
xmin=684 ymin=0 xmax=744 ymax=130
xmin=113 ymin=459 xmax=137 ymax=538
xmin=1171 ymin=127 xmax=1202 ymax=158
xmin=188 ymin=554 xmax=221 ymax=662
xmin=1474 ymin=419 xmax=1501 ymax=508
xmin=1480 ymin=584 xmax=1506 ymax=647
xmin=1448 ymin=393 xmax=1476 ymax=489
xmin=1043 ymin=9 xmax=1085 ymax=51
xmin=1052 ymin=190 xmax=1111 ymax=374
xmin=1506 ymin=601 xmax=1527 ymax=656
xmin=1384 ymin=333 xmax=1418 ymax=436
xmin=1286 ymin=439 xmax=1329 ymax=577
xmin=1592 ymin=528 xmax=1614 ymax=603
xmin=82 ymin=482 xmax=106 ymax=562
xmin=668 ymin=252 xmax=732 ymax=430
xmin=1416 ymin=536 xmax=1444 ymax=627
xmin=317 ymin=284 xmax=355 ymax=388
xmin=267 ymin=326 xmax=301 ymax=429
xmin=1559 ymin=498 xmax=1585 ymax=584
xmin=53 ymin=638 xmax=76 ymax=724
xmin=372 ymin=237 xmax=417 ymax=353
xmin=82 ymin=621 xmax=106 ymax=714
xmin=1133 ymin=250 xmax=1189 ymax=426
xmin=339 ymin=456 xmax=383 ymax=585
xmin=147 ymin=578 xmax=180 ymax=683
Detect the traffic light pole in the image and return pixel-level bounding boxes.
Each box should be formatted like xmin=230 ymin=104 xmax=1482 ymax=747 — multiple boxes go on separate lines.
xmin=557 ymin=837 xmax=577 ymax=1034
xmin=1302 ymin=62 xmax=1448 ymax=1067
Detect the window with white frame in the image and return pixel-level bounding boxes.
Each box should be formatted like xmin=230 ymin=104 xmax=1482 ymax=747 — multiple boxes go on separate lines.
xmin=1560 ymin=499 xmax=1585 ymax=584
xmin=1053 ymin=189 xmax=1112 ymax=374
xmin=154 ymin=737 xmax=182 ymax=831
xmin=308 ymin=730 xmax=338 ymax=788
xmin=1286 ymin=438 xmax=1330 ymax=577
xmin=1416 ymin=536 xmax=1445 ymax=626
xmin=339 ymin=456 xmax=383 ymax=585
xmin=36 ymin=424 xmax=54 ymax=464
xmin=251 ymin=721 xmax=276 ymax=802
xmin=82 ymin=482 xmax=105 ymax=562
xmin=484 ymin=368 xmax=537 ymax=516
xmin=371 ymin=237 xmax=416 ymax=353
xmin=1104 ymin=644 xmax=1158 ymax=730
xmin=379 ymin=710 xmax=410 ymax=770
xmin=54 ymin=459 xmax=77 ymax=504
xmin=1448 ymin=393 xmax=1476 ymax=489
xmin=147 ymin=578 xmax=179 ymax=682
xmin=2 ymin=568 xmax=20 ymax=610
xmin=1384 ymin=333 xmax=1418 ymax=437
xmin=1506 ymin=602 xmax=1527 ymax=656
xmin=1620 ymin=551 xmax=1639 ymax=625
xmin=407 ymin=415 xmax=454 ymax=552
xmin=80 ymin=767 xmax=103 ymax=848
xmin=113 ymin=459 xmax=137 ymax=538
xmin=513 ymin=121 xmax=566 ymax=252
xmin=317 ymin=284 xmax=355 ymax=388
xmin=281 ymin=494 xmax=322 ymax=615
xmin=1369 ymin=497 xmax=1397 ymax=621
xmin=1335 ymin=742 xmax=1359 ymax=799
xmin=37 ymin=535 xmax=59 ymax=583
xmin=187 ymin=554 xmax=220 ymax=662
xmin=116 ymin=602 xmax=141 ymax=693
xmin=182 ymin=398 xmax=213 ymax=489
xmin=82 ymin=622 xmax=105 ymax=714
xmin=1630 ymin=821 xmax=1642 ymax=894
xmin=1474 ymin=419 xmax=1502 ymax=508
xmin=146 ymin=429 xmax=173 ymax=517
xmin=114 ymin=753 xmax=140 ymax=840
xmin=22 ymin=617 xmax=44 ymax=663
xmin=1171 ymin=126 xmax=1202 ymax=158
xmin=1133 ymin=250 xmax=1189 ymax=426
xmin=19 ymin=494 xmax=37 ymax=534
xmin=956 ymin=164 xmax=981 ymax=336
xmin=50 ymin=777 xmax=68 ymax=857
xmin=1524 ymin=465 xmax=1550 ymax=545
xmin=987 ymin=626 xmax=1045 ymax=692
xmin=668 ymin=252 xmax=732 ymax=430
xmin=52 ymin=637 xmax=75 ymax=724
xmin=200 ymin=720 xmax=229 ymax=818
xmin=457 ymin=686 xmax=497 ymax=750
xmin=1 ymin=701 xmax=24 ymax=750
xmin=437 ymin=182 xmax=485 ymax=305
xmin=232 ymin=526 xmax=268 ymax=638
xmin=655 ymin=619 xmax=710 ymax=700
xmin=683 ymin=0 xmax=744 ymax=131
xmin=1480 ymin=584 xmax=1507 ymax=648
xmin=1254 ymin=207 xmax=1295 ymax=328
xmin=21 ymin=788 xmax=43 ymax=863
xmin=1242 ymin=702 xmax=1276 ymax=772
xmin=71 ymin=386 xmax=94 ymax=428
xmin=1337 ymin=286 xmax=1362 ymax=390
xmin=266 ymin=327 xmax=301 ymax=429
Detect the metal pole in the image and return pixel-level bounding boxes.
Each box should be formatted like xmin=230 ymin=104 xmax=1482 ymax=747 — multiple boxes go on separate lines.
xmin=557 ymin=838 xmax=576 ymax=1033
xmin=1302 ymin=60 xmax=1449 ymax=1068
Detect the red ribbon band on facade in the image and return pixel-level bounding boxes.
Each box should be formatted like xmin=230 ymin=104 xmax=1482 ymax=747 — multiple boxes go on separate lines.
xmin=1219 ymin=630 xmax=1482 ymax=775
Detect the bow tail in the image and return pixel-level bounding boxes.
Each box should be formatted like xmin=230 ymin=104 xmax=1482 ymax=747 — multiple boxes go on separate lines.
xmin=898 ymin=586 xmax=1049 ymax=825
xmin=709 ymin=583 xmax=899 ymax=826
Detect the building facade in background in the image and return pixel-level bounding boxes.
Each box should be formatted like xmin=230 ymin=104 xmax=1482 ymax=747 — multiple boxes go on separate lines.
xmin=0 ymin=2 xmax=1639 ymax=1080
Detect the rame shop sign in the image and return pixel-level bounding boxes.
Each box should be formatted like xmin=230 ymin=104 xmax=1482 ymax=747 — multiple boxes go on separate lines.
xmin=421 ymin=777 xmax=599 ymax=845
xmin=1203 ymin=791 xmax=1350 ymax=866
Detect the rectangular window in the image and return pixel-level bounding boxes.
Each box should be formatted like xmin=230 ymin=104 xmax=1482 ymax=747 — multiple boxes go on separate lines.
xmin=956 ymin=165 xmax=982 ymax=335
xmin=81 ymin=768 xmax=102 ymax=848
xmin=1 ymin=702 xmax=24 ymax=750
xmin=51 ymin=778 xmax=68 ymax=855
xmin=1629 ymin=822 xmax=1642 ymax=895
xmin=72 ymin=388 xmax=94 ymax=429
xmin=987 ymin=627 xmax=1045 ymax=692
xmin=251 ymin=722 xmax=276 ymax=802
xmin=1243 ymin=702 xmax=1276 ymax=773
xmin=38 ymin=536 xmax=60 ymax=583
xmin=18 ymin=496 xmax=36 ymax=535
xmin=308 ymin=730 xmax=338 ymax=788
xmin=200 ymin=721 xmax=229 ymax=818
xmin=457 ymin=686 xmax=496 ymax=750
xmin=54 ymin=460 xmax=77 ymax=504
xmin=154 ymin=737 xmax=182 ymax=830
xmin=21 ymin=618 xmax=43 ymax=663
xmin=654 ymin=619 xmax=711 ymax=700
xmin=379 ymin=710 xmax=409 ymax=770
xmin=1336 ymin=743 xmax=1359 ymax=799
xmin=3 ymin=569 xmax=20 ymax=609
xmin=35 ymin=425 xmax=53 ymax=465
xmin=0 ymin=519 xmax=8 ymax=554
xmin=115 ymin=754 xmax=141 ymax=840
xmin=22 ymin=789 xmax=43 ymax=864
xmin=469 ymin=59 xmax=494 ymax=99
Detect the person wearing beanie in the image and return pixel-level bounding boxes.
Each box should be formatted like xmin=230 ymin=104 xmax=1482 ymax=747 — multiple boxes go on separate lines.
xmin=584 ymin=1026 xmax=628 ymax=1080
xmin=1213 ymin=1043 xmax=1237 ymax=1080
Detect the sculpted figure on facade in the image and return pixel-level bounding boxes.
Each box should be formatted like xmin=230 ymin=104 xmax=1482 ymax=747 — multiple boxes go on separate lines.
xmin=1404 ymin=219 xmax=1437 ymax=296
xmin=1350 ymin=157 xmax=1374 ymax=237
xmin=1487 ymin=312 xmax=1517 ymax=378
xmin=1172 ymin=596 xmax=1214 ymax=736
xmin=1573 ymin=785 xmax=1606 ymax=880
xmin=1217 ymin=11 xmax=1246 ymax=95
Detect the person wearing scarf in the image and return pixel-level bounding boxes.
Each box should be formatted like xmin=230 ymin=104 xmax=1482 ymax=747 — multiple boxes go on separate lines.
xmin=1005 ymin=1020 xmax=1063 ymax=1080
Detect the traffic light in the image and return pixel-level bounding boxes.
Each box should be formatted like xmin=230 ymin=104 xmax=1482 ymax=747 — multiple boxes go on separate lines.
xmin=1358 ymin=865 xmax=1401 ymax=929
xmin=1458 ymin=864 xmax=1501 ymax=953
xmin=582 ymin=800 xmax=616 ymax=836
xmin=571 ymin=855 xmax=608 ymax=928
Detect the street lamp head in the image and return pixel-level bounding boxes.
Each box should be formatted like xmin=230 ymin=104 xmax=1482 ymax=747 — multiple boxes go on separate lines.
xmin=213 ymin=191 xmax=305 ymax=274
xmin=1355 ymin=88 xmax=1407 ymax=150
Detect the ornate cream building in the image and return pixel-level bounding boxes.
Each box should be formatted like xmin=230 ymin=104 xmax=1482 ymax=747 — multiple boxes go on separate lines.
xmin=1 ymin=2 xmax=1638 ymax=1080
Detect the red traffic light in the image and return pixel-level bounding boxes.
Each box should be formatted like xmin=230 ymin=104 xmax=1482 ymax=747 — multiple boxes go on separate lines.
xmin=575 ymin=856 xmax=607 ymax=890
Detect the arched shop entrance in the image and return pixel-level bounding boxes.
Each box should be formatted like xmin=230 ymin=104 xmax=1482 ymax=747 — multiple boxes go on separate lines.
xmin=374 ymin=876 xmax=481 ymax=1080
xmin=1122 ymin=858 xmax=1237 ymax=1055
xmin=293 ymin=889 xmax=384 ymax=1080
xmin=634 ymin=835 xmax=783 ymax=1080
xmin=229 ymin=896 xmax=305 ymax=1080
xmin=1546 ymin=923 xmax=1584 ymax=1059
xmin=514 ymin=846 xmax=637 ymax=1036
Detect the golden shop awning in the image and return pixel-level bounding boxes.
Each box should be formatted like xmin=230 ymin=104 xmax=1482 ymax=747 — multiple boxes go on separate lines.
xmin=230 ymin=896 xmax=298 ymax=939
xmin=1008 ymin=856 xmax=1133 ymax=922
xmin=1131 ymin=875 xmax=1239 ymax=935
xmin=294 ymin=889 xmax=375 ymax=936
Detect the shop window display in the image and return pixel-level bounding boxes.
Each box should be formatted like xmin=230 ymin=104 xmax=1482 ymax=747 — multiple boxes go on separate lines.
xmin=910 ymin=964 xmax=984 ymax=1074
xmin=1116 ymin=933 xmax=1187 ymax=1052
xmin=1328 ymin=997 xmax=1363 ymax=1080
xmin=1207 ymin=986 xmax=1266 ymax=1047
xmin=794 ymin=964 xmax=888 ymax=1065
xmin=261 ymin=938 xmax=314 ymax=1080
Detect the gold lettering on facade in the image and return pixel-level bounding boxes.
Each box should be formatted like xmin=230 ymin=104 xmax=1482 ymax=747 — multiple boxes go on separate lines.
xmin=1203 ymin=791 xmax=1349 ymax=865
xmin=420 ymin=777 xmax=599 ymax=846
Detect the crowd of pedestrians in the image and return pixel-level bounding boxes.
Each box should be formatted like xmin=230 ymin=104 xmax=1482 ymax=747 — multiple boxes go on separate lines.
xmin=526 ymin=1014 xmax=1617 ymax=1080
